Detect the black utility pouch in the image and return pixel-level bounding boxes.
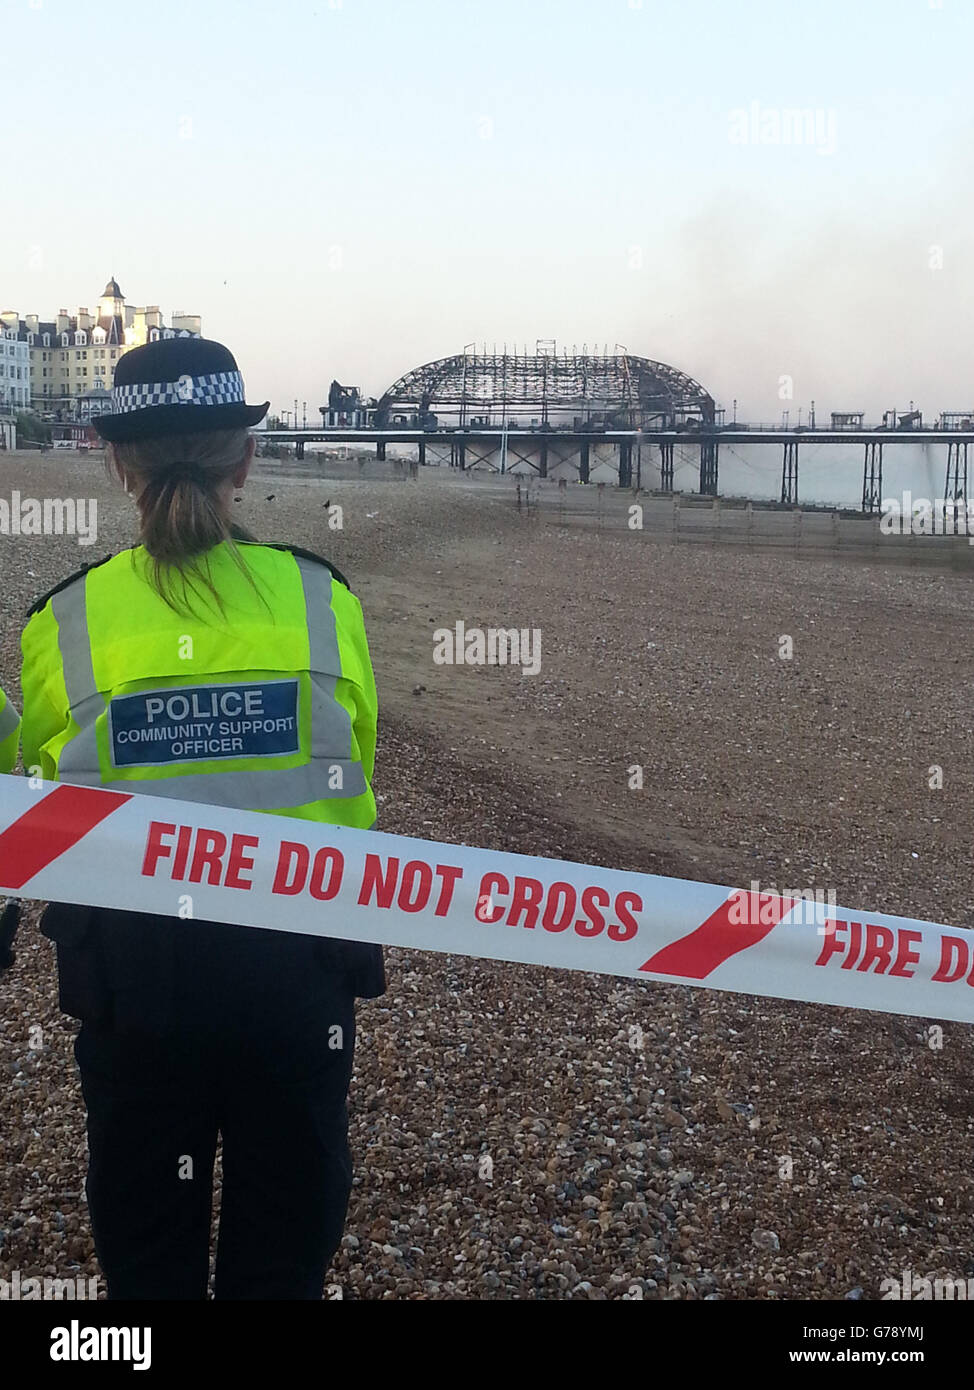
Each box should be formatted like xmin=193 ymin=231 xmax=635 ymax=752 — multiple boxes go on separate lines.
xmin=40 ymin=902 xmax=112 ymax=1023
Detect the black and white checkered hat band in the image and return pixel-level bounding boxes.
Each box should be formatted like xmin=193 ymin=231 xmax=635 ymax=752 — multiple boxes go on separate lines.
xmin=111 ymin=370 xmax=245 ymax=415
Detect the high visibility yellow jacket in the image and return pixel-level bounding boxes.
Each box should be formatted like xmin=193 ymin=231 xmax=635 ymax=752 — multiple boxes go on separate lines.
xmin=0 ymin=686 xmax=20 ymax=774
xmin=20 ymin=540 xmax=377 ymax=829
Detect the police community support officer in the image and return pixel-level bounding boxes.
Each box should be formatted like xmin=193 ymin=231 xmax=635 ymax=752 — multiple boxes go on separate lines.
xmin=19 ymin=336 xmax=384 ymax=1300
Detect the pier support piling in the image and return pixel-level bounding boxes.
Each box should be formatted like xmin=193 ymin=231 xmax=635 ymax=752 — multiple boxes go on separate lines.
xmin=862 ymin=441 xmax=883 ymax=513
xmin=699 ymin=440 xmax=719 ymax=495
xmin=660 ymin=441 xmax=674 ymax=492
xmin=780 ymin=440 xmax=799 ymax=504
xmin=945 ymin=441 xmax=969 ymax=503
xmin=619 ymin=441 xmax=632 ymax=488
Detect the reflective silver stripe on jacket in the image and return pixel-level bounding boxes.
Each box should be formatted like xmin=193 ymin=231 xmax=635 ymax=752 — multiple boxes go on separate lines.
xmin=0 ymin=695 xmax=20 ymax=739
xmin=67 ymin=759 xmax=367 ymax=806
xmin=295 ymin=555 xmax=359 ymax=763
xmin=52 ymin=583 xmax=103 ymax=779
xmin=51 ymin=557 xmax=367 ymax=809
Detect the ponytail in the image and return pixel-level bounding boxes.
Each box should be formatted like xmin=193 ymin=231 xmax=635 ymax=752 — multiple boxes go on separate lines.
xmin=107 ymin=428 xmax=264 ymax=616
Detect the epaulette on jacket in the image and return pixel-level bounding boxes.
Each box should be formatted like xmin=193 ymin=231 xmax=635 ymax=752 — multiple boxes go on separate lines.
xmin=263 ymin=543 xmax=353 ymax=594
xmin=26 ymin=553 xmax=115 ymax=619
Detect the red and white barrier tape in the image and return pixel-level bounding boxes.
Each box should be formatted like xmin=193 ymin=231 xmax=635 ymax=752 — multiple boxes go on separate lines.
xmin=0 ymin=774 xmax=971 ymax=1023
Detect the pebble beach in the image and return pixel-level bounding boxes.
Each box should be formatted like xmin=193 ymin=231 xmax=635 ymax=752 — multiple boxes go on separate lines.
xmin=2 ymin=448 xmax=974 ymax=1300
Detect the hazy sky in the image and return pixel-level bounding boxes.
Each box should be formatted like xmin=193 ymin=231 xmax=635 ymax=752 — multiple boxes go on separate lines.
xmin=3 ymin=0 xmax=973 ymax=422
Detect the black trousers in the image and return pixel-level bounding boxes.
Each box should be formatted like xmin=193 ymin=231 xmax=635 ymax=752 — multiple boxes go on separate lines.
xmin=65 ymin=913 xmax=358 ymax=1300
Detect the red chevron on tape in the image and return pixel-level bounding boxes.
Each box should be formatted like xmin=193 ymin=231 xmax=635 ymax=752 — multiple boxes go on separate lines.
xmin=0 ymin=784 xmax=131 ymax=891
xmin=639 ymin=892 xmax=797 ymax=979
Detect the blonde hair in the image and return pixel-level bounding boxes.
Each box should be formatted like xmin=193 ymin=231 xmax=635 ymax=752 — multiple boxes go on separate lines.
xmin=107 ymin=427 xmax=261 ymax=615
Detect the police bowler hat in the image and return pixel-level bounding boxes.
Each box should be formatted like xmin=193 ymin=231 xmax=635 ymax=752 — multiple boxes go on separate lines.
xmin=92 ymin=337 xmax=270 ymax=442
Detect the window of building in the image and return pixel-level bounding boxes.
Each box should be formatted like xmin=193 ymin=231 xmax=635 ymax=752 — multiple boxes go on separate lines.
xmin=75 ymin=331 xmax=86 ymax=346
xmin=43 ymin=334 xmax=50 ymax=347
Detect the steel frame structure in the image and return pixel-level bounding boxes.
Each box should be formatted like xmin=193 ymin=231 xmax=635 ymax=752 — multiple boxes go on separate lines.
xmin=374 ymin=350 xmax=716 ymax=432
xmin=945 ymin=441 xmax=969 ymax=502
xmin=781 ymin=440 xmax=799 ymax=504
xmin=862 ymin=441 xmax=883 ymax=513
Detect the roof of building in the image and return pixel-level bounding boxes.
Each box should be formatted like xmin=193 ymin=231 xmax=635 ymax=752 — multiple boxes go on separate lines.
xmin=22 ymin=313 xmax=124 ymax=343
xmin=101 ymin=277 xmax=124 ymax=299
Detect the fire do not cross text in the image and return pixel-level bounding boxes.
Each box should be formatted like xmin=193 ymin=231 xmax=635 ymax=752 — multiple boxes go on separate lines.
xmin=139 ymin=820 xmax=642 ymax=943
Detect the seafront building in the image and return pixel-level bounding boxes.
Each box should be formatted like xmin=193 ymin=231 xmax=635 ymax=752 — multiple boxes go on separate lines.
xmin=0 ymin=328 xmax=30 ymax=411
xmin=0 ymin=278 xmax=201 ymax=418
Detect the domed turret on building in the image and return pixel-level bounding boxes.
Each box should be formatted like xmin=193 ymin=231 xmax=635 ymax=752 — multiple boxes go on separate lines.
xmin=98 ymin=277 xmax=126 ymax=324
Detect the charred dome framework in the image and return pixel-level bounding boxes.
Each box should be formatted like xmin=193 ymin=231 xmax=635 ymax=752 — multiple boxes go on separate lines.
xmin=373 ymin=348 xmax=716 ymax=432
